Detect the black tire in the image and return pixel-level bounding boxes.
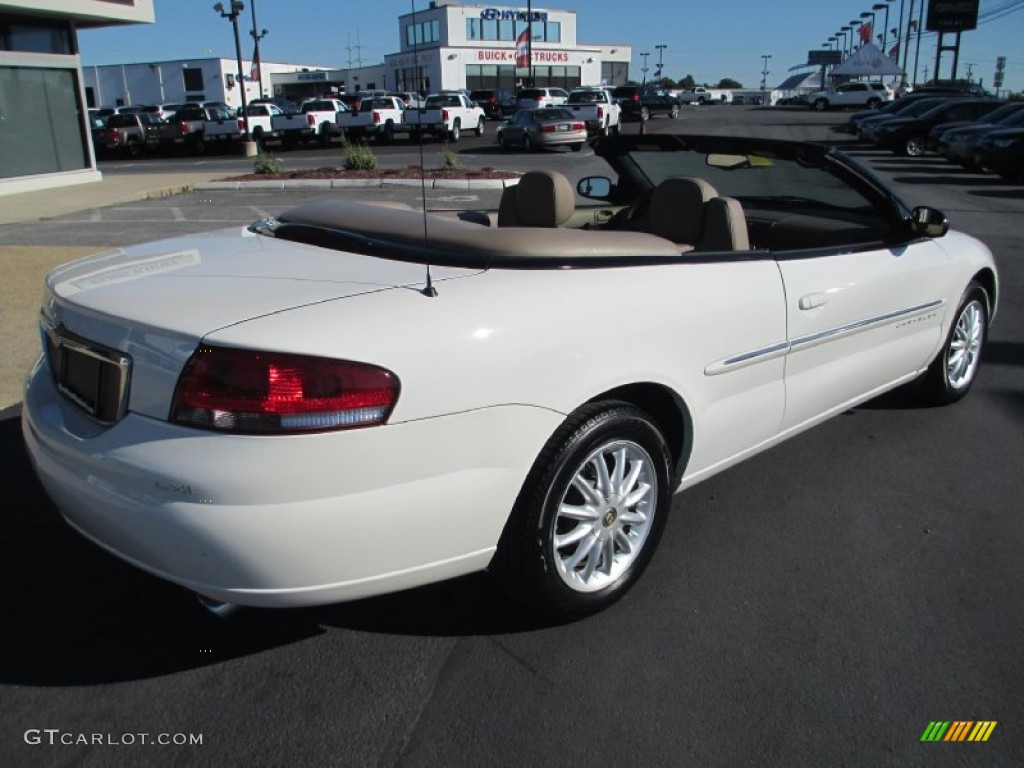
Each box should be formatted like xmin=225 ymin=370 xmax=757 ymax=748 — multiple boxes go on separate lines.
xmin=571 ymin=143 xmax=583 ymax=152
xmin=450 ymin=120 xmax=461 ymax=142
xmin=670 ymin=104 xmax=680 ymax=119
xmin=522 ymin=134 xmax=533 ymax=152
xmin=917 ymin=282 xmax=988 ymax=405
xmin=904 ymin=135 xmax=925 ymax=157
xmin=124 ymin=139 xmax=142 ymax=158
xmin=191 ymin=135 xmax=206 ymax=156
xmin=813 ymin=99 xmax=828 ymax=111
xmin=867 ymin=97 xmax=882 ymax=109
xmin=251 ymin=127 xmax=264 ymax=150
xmin=491 ymin=402 xmax=672 ymax=620
xmin=319 ymin=123 xmax=332 ymax=146
xmin=474 ymin=118 xmax=484 ymax=137
xmin=639 ymin=106 xmax=651 ymax=121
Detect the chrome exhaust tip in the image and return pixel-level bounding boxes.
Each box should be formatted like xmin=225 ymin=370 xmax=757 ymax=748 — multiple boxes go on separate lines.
xmin=196 ymin=594 xmax=241 ymax=618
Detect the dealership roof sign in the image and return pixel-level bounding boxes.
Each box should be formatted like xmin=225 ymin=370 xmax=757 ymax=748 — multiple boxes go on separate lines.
xmin=480 ymin=8 xmax=549 ymax=22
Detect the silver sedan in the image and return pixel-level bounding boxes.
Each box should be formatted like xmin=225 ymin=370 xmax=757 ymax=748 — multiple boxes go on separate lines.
xmin=497 ymin=108 xmax=587 ymax=152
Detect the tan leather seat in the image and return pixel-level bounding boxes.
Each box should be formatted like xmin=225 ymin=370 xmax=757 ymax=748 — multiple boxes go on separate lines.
xmin=497 ymin=170 xmax=575 ymax=227
xmin=647 ymin=176 xmax=749 ymax=251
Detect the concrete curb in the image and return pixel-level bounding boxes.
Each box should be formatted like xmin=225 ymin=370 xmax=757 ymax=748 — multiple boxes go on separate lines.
xmin=195 ymin=178 xmax=518 ymax=192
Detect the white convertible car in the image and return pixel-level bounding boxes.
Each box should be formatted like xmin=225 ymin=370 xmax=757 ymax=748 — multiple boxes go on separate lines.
xmin=22 ymin=134 xmax=998 ymax=619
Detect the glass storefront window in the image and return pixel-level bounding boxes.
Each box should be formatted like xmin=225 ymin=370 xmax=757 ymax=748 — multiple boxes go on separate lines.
xmin=0 ymin=14 xmax=74 ymax=54
xmin=0 ymin=66 xmax=89 ymax=179
xmin=546 ymin=21 xmax=561 ymax=43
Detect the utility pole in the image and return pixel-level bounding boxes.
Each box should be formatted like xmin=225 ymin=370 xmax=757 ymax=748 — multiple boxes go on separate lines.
xmin=760 ymin=53 xmax=771 ymax=105
xmin=655 ymin=44 xmax=667 ymax=83
xmin=249 ymin=0 xmax=267 ymax=98
xmin=640 ymin=51 xmax=650 ymax=87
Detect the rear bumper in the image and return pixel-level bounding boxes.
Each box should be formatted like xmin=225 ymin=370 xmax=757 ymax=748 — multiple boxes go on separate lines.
xmin=22 ymin=359 xmax=561 ymax=608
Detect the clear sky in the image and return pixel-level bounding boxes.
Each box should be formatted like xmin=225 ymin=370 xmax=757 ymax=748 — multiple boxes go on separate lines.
xmin=78 ymin=0 xmax=1023 ymax=93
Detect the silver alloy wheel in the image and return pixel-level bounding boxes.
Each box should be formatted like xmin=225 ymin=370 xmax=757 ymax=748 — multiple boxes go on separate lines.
xmin=905 ymin=136 xmax=925 ymax=156
xmin=551 ymin=439 xmax=658 ymax=593
xmin=946 ymin=299 xmax=985 ymax=390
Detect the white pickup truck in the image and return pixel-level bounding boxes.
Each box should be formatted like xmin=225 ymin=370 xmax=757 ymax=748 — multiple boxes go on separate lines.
xmin=684 ymin=86 xmax=734 ymax=105
xmin=411 ymin=92 xmax=486 ymax=142
xmin=204 ymin=102 xmax=285 ymax=146
xmin=565 ymin=88 xmax=621 ymax=136
xmin=271 ymin=99 xmax=349 ymax=146
xmin=336 ymin=96 xmax=410 ymax=142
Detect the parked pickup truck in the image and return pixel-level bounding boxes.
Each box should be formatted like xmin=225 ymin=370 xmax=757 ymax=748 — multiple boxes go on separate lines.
xmin=271 ymin=98 xmax=349 ymax=147
xmin=683 ymin=86 xmax=734 ymax=104
xmin=410 ymin=92 xmax=485 ymax=142
xmin=92 ymin=112 xmax=176 ymax=157
xmin=336 ymin=96 xmax=410 ymax=142
xmin=565 ymin=88 xmax=622 ymax=136
xmin=204 ymin=102 xmax=285 ymax=147
xmin=160 ymin=105 xmax=235 ymax=155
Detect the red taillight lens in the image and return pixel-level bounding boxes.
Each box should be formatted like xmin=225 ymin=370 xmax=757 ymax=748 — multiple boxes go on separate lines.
xmin=237 ymin=117 xmax=245 ymax=131
xmin=442 ymin=108 xmax=450 ymax=122
xmin=597 ymin=106 xmax=604 ymax=119
xmin=632 ymin=94 xmax=640 ymax=102
xmin=179 ymin=122 xmax=190 ymax=135
xmin=572 ymin=121 xmax=585 ymax=131
xmin=307 ymin=113 xmax=316 ymax=126
xmin=171 ymin=347 xmax=400 ymax=433
xmin=111 ymin=128 xmax=121 ymax=141
xmin=541 ymin=124 xmax=557 ymax=133
xmin=373 ymin=111 xmax=381 ymax=123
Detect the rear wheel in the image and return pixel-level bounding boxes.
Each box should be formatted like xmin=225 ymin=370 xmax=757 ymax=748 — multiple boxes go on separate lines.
xmin=813 ymin=99 xmax=828 ymax=111
xmin=867 ymin=97 xmax=882 ymax=109
xmin=639 ymin=106 xmax=651 ymax=121
xmin=124 ymin=139 xmax=142 ymax=158
xmin=491 ymin=402 xmax=672 ymax=619
xmin=474 ymin=118 xmax=484 ymax=137
xmin=917 ymin=282 xmax=988 ymax=405
xmin=522 ymin=134 xmax=533 ymax=152
xmin=669 ymin=104 xmax=680 ymax=119
xmin=449 ymin=120 xmax=461 ymax=142
xmin=571 ymin=143 xmax=583 ymax=152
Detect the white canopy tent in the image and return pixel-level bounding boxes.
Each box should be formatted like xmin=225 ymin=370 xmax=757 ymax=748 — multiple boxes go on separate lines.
xmin=831 ymin=43 xmax=904 ymax=77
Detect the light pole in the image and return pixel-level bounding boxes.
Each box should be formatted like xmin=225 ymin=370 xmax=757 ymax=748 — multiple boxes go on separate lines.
xmin=848 ymin=20 xmax=862 ymax=52
xmin=654 ymin=44 xmax=667 ymax=83
xmin=840 ymin=27 xmax=852 ymax=57
xmin=214 ymin=1 xmax=249 ymax=141
xmin=760 ymin=53 xmax=771 ymax=105
xmin=249 ymin=0 xmax=268 ymax=99
xmin=640 ymin=51 xmax=650 ymax=87
xmin=873 ymin=3 xmax=890 ymax=51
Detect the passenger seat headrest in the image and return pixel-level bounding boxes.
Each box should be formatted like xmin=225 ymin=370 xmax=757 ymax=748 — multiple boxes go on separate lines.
xmin=648 ymin=177 xmax=719 ymax=244
xmin=506 ymin=170 xmax=575 ymax=227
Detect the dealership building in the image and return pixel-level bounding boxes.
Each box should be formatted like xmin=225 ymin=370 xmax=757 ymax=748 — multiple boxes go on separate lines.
xmin=1 ymin=0 xmax=155 ymax=195
xmin=273 ymin=2 xmax=632 ymax=103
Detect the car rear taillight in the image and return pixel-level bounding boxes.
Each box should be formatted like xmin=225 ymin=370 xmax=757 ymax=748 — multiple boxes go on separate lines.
xmin=442 ymin=108 xmax=450 ymax=122
xmin=632 ymin=94 xmax=640 ymax=102
xmin=179 ymin=122 xmax=190 ymax=135
xmin=171 ymin=347 xmax=400 ymax=434
xmin=237 ymin=117 xmax=245 ymax=132
xmin=373 ymin=111 xmax=381 ymax=123
xmin=307 ymin=113 xmax=316 ymax=126
xmin=489 ymin=96 xmax=497 ymax=104
xmin=110 ymin=129 xmax=121 ymax=141
xmin=597 ymin=106 xmax=604 ymax=119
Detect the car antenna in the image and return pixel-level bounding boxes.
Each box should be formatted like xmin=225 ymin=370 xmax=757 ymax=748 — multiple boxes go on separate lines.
xmin=411 ymin=0 xmax=437 ymax=297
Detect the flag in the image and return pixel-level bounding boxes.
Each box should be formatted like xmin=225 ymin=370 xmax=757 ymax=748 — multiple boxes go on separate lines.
xmin=515 ymin=28 xmax=530 ymax=68
xmin=250 ymin=47 xmax=260 ymax=82
xmin=858 ymin=23 xmax=872 ymax=44
xmin=888 ymin=42 xmax=899 ymax=61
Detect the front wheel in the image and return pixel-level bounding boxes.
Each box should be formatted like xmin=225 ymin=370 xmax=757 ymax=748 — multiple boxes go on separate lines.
xmin=670 ymin=104 xmax=680 ymax=119
xmin=639 ymin=106 xmax=651 ymax=121
xmin=917 ymin=282 xmax=988 ymax=405
xmin=522 ymin=134 xmax=533 ymax=152
xmin=867 ymin=97 xmax=882 ymax=109
xmin=813 ymin=99 xmax=828 ymax=111
xmin=491 ymin=403 xmax=671 ymax=620
xmin=903 ymin=135 xmax=926 ymax=157
xmin=474 ymin=118 xmax=484 ymax=137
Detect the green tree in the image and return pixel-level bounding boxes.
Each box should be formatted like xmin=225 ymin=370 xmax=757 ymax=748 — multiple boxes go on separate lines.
xmin=718 ymin=77 xmax=743 ymax=89
xmin=677 ymin=74 xmax=696 ymax=89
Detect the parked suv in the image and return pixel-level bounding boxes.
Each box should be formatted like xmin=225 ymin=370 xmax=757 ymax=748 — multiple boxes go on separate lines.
xmin=809 ymin=82 xmax=893 ymax=111
xmin=611 ymin=85 xmax=681 ymax=121
xmin=515 ymin=87 xmax=569 ymax=110
xmin=470 ymin=89 xmax=515 ymax=119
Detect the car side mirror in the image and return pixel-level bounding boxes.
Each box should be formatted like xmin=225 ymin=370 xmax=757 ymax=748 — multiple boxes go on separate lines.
xmin=909 ymin=206 xmax=949 ymax=238
xmin=577 ymin=176 xmax=613 ymax=199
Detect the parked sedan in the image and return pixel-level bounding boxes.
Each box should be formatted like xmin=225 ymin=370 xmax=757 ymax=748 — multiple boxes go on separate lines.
xmin=974 ymin=127 xmax=1024 ymax=180
xmin=497 ymin=108 xmax=587 ymax=152
xmin=939 ymin=105 xmax=1024 ymax=170
xmin=870 ymin=98 xmax=1002 ymax=156
xmin=23 ymin=133 xmax=997 ymax=621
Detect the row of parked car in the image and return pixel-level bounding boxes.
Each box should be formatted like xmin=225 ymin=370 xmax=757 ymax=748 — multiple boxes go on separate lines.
xmin=840 ymin=89 xmax=1024 ymax=180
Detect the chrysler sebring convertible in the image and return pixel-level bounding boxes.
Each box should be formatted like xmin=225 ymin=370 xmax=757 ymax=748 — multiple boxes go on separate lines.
xmin=22 ymin=134 xmax=998 ymax=620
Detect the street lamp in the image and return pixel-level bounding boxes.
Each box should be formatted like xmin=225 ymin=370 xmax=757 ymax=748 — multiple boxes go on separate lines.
xmin=760 ymin=53 xmax=771 ymax=105
xmin=840 ymin=27 xmax=852 ymax=57
xmin=654 ymin=44 xmax=667 ymax=83
xmin=640 ymin=51 xmax=650 ymax=87
xmin=873 ymin=3 xmax=890 ymax=51
xmin=848 ymin=20 xmax=862 ymax=52
xmin=213 ymin=1 xmax=249 ymax=141
xmin=249 ymin=0 xmax=268 ymax=99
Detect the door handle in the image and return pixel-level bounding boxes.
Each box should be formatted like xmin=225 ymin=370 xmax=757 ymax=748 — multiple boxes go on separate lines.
xmin=798 ymin=293 xmax=829 ymax=310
